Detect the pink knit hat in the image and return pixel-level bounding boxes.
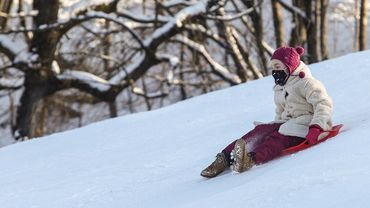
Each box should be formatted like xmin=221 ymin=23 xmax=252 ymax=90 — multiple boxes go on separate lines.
xmin=271 ymin=46 xmax=304 ymax=74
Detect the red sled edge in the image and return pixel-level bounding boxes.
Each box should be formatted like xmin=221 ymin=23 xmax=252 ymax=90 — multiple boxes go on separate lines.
xmin=282 ymin=124 xmax=344 ymax=156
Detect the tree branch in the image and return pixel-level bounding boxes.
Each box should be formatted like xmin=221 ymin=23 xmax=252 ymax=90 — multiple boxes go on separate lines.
xmin=57 ymin=70 xmax=120 ymax=102
xmin=184 ymin=23 xmax=230 ymax=49
xmin=59 ymin=12 xmax=146 ymax=49
xmin=204 ymin=0 xmax=263 ymax=21
xmin=110 ymin=0 xmax=217 ymax=86
xmin=277 ymin=0 xmax=308 ymax=22
xmin=116 ymin=10 xmax=169 ymax=24
xmin=161 ymin=0 xmax=198 ymax=8
xmin=174 ymin=35 xmax=241 ymax=85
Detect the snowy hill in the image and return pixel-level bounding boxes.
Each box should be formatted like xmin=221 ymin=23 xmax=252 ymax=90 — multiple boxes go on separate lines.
xmin=1 ymin=51 xmax=370 ymax=208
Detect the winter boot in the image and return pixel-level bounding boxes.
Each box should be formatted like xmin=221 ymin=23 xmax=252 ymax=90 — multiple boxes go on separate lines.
xmin=232 ymin=139 xmax=255 ymax=173
xmin=201 ymin=153 xmax=228 ymax=178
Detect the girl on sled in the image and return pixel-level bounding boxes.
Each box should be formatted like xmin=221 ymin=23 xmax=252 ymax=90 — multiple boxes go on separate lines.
xmin=201 ymin=46 xmax=333 ymax=178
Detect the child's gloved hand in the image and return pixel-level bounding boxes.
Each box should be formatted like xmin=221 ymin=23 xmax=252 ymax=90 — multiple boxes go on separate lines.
xmin=306 ymin=125 xmax=323 ymax=145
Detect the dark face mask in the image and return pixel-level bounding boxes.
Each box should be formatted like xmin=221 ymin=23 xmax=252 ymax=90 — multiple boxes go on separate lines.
xmin=272 ymin=70 xmax=289 ymax=86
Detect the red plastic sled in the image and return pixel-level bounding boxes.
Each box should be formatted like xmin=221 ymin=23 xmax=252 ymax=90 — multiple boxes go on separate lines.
xmin=282 ymin=124 xmax=344 ymax=156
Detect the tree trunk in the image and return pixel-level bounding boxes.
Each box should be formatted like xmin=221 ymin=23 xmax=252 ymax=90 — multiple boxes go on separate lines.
xmin=359 ymin=0 xmax=367 ymax=51
xmin=31 ymin=0 xmax=60 ymax=66
xmin=229 ymin=0 xmax=263 ymax=79
xmin=141 ymin=78 xmax=152 ymax=110
xmin=320 ymin=0 xmax=329 ymax=60
xmin=234 ymin=38 xmax=264 ymax=79
xmin=241 ymin=0 xmax=268 ymax=75
xmin=0 ymin=0 xmax=12 ymax=30
xmin=31 ymin=99 xmax=47 ymax=138
xmin=305 ymin=0 xmax=319 ymax=63
xmin=102 ymin=20 xmax=118 ymax=118
xmin=108 ymin=101 xmax=118 ymax=117
xmin=354 ymin=0 xmax=360 ymax=50
xmin=215 ymin=8 xmax=250 ymax=82
xmin=15 ymin=72 xmax=55 ymax=139
xmin=271 ymin=0 xmax=285 ymax=47
xmin=179 ymin=43 xmax=187 ymax=100
xmin=14 ymin=0 xmax=60 ymax=139
xmin=289 ymin=0 xmax=307 ymax=48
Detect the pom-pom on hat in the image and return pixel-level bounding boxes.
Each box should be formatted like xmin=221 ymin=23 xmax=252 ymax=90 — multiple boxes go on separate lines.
xmin=271 ymin=46 xmax=304 ymax=74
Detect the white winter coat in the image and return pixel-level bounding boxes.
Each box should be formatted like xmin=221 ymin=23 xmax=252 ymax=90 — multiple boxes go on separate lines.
xmin=273 ymin=61 xmax=333 ymax=138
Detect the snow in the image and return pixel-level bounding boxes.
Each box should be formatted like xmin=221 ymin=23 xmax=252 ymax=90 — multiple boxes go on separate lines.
xmin=59 ymin=0 xmax=115 ymax=20
xmin=156 ymin=53 xmax=180 ymax=67
xmin=143 ymin=0 xmax=208 ymax=47
xmin=0 ymin=77 xmax=24 ymax=88
xmin=52 ymin=61 xmax=61 ymax=74
xmin=0 ymin=35 xmax=30 ymax=62
xmin=1 ymin=50 xmax=370 ymax=207
xmin=162 ymin=0 xmax=197 ymax=8
xmin=58 ymin=70 xmax=111 ymax=91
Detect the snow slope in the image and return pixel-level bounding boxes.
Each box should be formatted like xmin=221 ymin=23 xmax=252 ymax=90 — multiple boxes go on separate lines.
xmin=1 ymin=51 xmax=370 ymax=208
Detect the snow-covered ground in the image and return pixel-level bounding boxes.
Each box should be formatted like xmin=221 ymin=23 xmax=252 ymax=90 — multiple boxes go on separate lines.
xmin=1 ymin=50 xmax=370 ymax=208
xmin=1 ymin=0 xmax=370 ymax=146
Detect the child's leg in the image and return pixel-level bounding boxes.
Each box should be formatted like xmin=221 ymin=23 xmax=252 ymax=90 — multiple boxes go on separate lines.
xmin=253 ymin=131 xmax=304 ymax=164
xmin=221 ymin=123 xmax=282 ymax=164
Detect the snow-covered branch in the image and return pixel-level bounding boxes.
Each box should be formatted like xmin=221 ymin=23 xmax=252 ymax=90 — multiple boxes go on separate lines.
xmin=109 ymin=0 xmax=218 ymax=86
xmin=161 ymin=0 xmax=198 ymax=8
xmin=0 ymin=10 xmax=38 ymax=18
xmin=57 ymin=70 xmax=121 ymax=102
xmin=116 ymin=10 xmax=170 ymax=24
xmin=143 ymin=0 xmax=209 ymax=48
xmin=58 ymin=70 xmax=111 ymax=92
xmin=0 ymin=77 xmax=23 ymax=90
xmin=59 ymin=0 xmax=117 ymax=19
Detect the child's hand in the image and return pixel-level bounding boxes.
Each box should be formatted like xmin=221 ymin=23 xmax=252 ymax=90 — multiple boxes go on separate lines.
xmin=306 ymin=125 xmax=323 ymax=145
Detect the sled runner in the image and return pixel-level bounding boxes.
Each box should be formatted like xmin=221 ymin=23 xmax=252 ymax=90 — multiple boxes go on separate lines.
xmin=282 ymin=124 xmax=344 ymax=156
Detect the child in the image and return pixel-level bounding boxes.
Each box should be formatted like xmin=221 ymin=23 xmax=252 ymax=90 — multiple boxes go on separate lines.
xmin=201 ymin=46 xmax=333 ymax=178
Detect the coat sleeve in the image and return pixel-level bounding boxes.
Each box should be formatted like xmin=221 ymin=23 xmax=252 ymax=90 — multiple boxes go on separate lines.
xmin=273 ymin=86 xmax=284 ymax=122
xmin=274 ymin=103 xmax=283 ymax=121
xmin=303 ymin=79 xmax=333 ymax=131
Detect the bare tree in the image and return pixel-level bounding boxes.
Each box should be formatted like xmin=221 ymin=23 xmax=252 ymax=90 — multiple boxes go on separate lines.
xmin=320 ymin=0 xmax=329 ymax=60
xmin=359 ymin=0 xmax=367 ymax=51
xmin=304 ymin=0 xmax=319 ymax=63
xmin=0 ymin=0 xmax=339 ymax=142
xmin=2 ymin=0 xmax=272 ymax=140
xmin=241 ymin=0 xmax=268 ymax=74
xmin=354 ymin=0 xmax=360 ymax=50
xmin=271 ymin=0 xmax=285 ymax=47
xmin=0 ymin=0 xmax=12 ymax=30
xmin=277 ymin=0 xmax=329 ymax=63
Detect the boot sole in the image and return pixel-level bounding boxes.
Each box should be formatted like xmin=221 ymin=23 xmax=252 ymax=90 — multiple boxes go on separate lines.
xmin=201 ymin=172 xmax=219 ymax=178
xmin=232 ymin=139 xmax=246 ymax=173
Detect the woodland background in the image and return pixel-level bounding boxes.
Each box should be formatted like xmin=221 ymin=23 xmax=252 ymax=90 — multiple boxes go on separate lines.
xmin=0 ymin=0 xmax=368 ymax=146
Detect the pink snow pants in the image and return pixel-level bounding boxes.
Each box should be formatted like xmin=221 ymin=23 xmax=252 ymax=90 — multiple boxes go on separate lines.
xmin=222 ymin=123 xmax=304 ymax=165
